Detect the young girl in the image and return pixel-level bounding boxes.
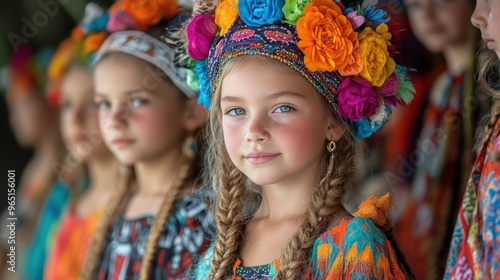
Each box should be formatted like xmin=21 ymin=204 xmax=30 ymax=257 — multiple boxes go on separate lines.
xmin=43 ymin=6 xmax=120 ymax=278
xmin=445 ymin=0 xmax=500 ymax=278
xmin=81 ymin=1 xmax=212 ymax=279
xmin=187 ymin=0 xmax=415 ymax=278
xmin=385 ymin=0 xmax=487 ymax=278
xmin=1 ymin=44 xmax=65 ymax=280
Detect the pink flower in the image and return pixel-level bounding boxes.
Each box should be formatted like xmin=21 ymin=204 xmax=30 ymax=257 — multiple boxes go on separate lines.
xmin=337 ymin=77 xmax=380 ymax=121
xmin=106 ymin=11 xmax=136 ymax=32
xmin=187 ymin=14 xmax=219 ymax=60
xmin=378 ymin=73 xmax=399 ymax=97
xmin=346 ymin=11 xmax=364 ymax=29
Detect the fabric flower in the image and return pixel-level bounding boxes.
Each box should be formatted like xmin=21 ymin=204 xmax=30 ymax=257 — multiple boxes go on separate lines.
xmin=378 ymin=73 xmax=399 ymax=97
xmin=354 ymin=193 xmax=393 ymax=231
xmin=357 ymin=24 xmax=395 ymax=87
xmin=337 ymin=76 xmax=380 ymax=121
xmin=370 ymin=103 xmax=391 ymax=125
xmin=121 ymin=0 xmax=177 ymax=28
xmin=83 ymin=32 xmax=107 ymax=54
xmin=238 ymin=0 xmax=285 ymax=28
xmin=351 ymin=117 xmax=382 ymax=140
xmin=195 ymin=60 xmax=212 ymax=109
xmin=282 ymin=0 xmax=312 ymax=25
xmin=106 ymin=1 xmax=136 ymax=32
xmin=187 ymin=14 xmax=219 ymax=60
xmin=296 ymin=0 xmax=363 ymax=75
xmin=215 ymin=0 xmax=239 ymax=36
xmin=345 ymin=10 xmax=364 ymax=29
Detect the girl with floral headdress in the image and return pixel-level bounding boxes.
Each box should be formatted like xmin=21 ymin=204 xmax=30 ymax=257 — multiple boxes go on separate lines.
xmin=186 ymin=0 xmax=415 ymax=279
xmin=0 ymin=44 xmax=65 ymax=280
xmin=366 ymin=0 xmax=488 ymax=278
xmin=444 ymin=0 xmax=500 ymax=279
xmin=80 ymin=1 xmax=213 ymax=279
xmin=40 ymin=4 xmax=121 ymax=279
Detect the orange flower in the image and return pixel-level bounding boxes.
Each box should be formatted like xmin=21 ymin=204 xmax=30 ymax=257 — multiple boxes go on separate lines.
xmin=296 ymin=0 xmax=362 ymax=75
xmin=83 ymin=32 xmax=107 ymax=54
xmin=215 ymin=0 xmax=239 ymax=36
xmin=357 ymin=24 xmax=395 ymax=87
xmin=121 ymin=0 xmax=176 ymax=28
xmin=71 ymin=26 xmax=84 ymax=42
xmin=354 ymin=193 xmax=393 ymax=231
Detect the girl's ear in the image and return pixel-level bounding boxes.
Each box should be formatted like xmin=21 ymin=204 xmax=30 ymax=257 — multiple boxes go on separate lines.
xmin=326 ymin=119 xmax=346 ymax=142
xmin=183 ymin=98 xmax=208 ymax=132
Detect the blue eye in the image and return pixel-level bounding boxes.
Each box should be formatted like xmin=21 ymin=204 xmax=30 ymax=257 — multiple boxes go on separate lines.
xmin=226 ymin=108 xmax=246 ymax=116
xmin=131 ymin=98 xmax=147 ymax=107
xmin=96 ymin=100 xmax=111 ymax=110
xmin=275 ymin=105 xmax=293 ymax=113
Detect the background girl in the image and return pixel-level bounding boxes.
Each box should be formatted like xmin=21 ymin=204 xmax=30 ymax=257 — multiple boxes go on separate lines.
xmin=44 ymin=4 xmax=120 ymax=279
xmin=81 ymin=1 xmax=212 ymax=279
xmin=445 ymin=0 xmax=500 ymax=278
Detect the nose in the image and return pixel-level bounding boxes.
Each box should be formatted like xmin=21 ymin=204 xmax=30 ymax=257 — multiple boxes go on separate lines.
xmin=105 ymin=103 xmax=128 ymax=130
xmin=245 ymin=114 xmax=270 ymax=143
xmin=69 ymin=106 xmax=84 ymax=127
xmin=471 ymin=3 xmax=484 ymax=29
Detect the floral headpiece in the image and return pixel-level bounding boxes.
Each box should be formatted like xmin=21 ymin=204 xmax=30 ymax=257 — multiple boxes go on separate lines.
xmin=94 ymin=30 xmax=197 ymax=98
xmin=90 ymin=0 xmax=198 ymax=98
xmin=45 ymin=3 xmax=109 ymax=107
xmin=185 ymin=0 xmax=415 ymax=140
xmin=5 ymin=44 xmax=55 ymax=106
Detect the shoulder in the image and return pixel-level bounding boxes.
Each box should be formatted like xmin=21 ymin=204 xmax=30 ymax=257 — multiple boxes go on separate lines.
xmin=309 ymin=217 xmax=410 ymax=279
xmin=171 ymin=193 xmax=216 ymax=237
xmin=192 ymin=243 xmax=215 ymax=280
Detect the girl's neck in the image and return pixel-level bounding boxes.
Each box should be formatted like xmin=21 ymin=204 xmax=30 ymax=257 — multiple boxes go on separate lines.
xmin=86 ymin=155 xmax=116 ymax=191
xmin=255 ymin=179 xmax=316 ymax=222
xmin=134 ymin=147 xmax=185 ymax=195
xmin=443 ymin=37 xmax=477 ymax=76
xmin=32 ymin=123 xmax=63 ymax=166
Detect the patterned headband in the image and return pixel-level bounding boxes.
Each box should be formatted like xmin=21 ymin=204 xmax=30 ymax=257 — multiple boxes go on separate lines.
xmin=93 ymin=30 xmax=197 ymax=98
xmin=184 ymin=0 xmax=416 ymax=140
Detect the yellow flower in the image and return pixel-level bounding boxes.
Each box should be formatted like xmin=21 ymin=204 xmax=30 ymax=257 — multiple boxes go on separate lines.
xmin=357 ymin=23 xmax=395 ymax=87
xmin=215 ymin=0 xmax=239 ymax=36
xmin=296 ymin=0 xmax=362 ymax=75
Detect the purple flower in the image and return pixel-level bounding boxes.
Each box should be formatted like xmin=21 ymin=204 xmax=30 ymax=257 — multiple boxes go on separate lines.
xmin=337 ymin=76 xmax=380 ymax=121
xmin=238 ymin=0 xmax=285 ymax=27
xmin=187 ymin=14 xmax=219 ymax=60
xmin=378 ymin=73 xmax=399 ymax=97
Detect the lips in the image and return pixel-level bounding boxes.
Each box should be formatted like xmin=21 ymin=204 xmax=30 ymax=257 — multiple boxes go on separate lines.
xmin=483 ymin=37 xmax=495 ymax=49
xmin=111 ymin=138 xmax=135 ymax=148
xmin=244 ymin=152 xmax=280 ymax=164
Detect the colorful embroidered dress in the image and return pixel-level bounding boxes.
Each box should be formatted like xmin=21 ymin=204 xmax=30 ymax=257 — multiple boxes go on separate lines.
xmin=96 ymin=194 xmax=213 ymax=280
xmin=444 ymin=118 xmax=500 ymax=280
xmin=22 ymin=181 xmax=70 ymax=280
xmin=44 ymin=206 xmax=104 ymax=280
xmin=393 ymin=69 xmax=484 ymax=280
xmin=194 ymin=196 xmax=411 ymax=280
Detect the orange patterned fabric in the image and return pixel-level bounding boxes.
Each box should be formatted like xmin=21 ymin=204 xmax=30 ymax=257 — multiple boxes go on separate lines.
xmin=44 ymin=207 xmax=104 ymax=280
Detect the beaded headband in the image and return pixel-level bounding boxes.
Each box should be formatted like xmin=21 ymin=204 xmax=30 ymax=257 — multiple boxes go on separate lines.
xmin=184 ymin=0 xmax=415 ymax=140
xmin=93 ymin=30 xmax=197 ymax=98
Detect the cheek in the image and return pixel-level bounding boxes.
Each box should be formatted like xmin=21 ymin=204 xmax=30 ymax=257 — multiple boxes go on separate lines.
xmin=222 ymin=122 xmax=242 ymax=159
xmin=132 ymin=109 xmax=184 ymax=144
xmin=276 ymin=118 xmax=326 ymax=158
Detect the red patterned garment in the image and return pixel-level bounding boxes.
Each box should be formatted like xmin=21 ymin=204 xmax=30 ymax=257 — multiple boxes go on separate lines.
xmin=96 ymin=194 xmax=213 ymax=280
xmin=445 ymin=118 xmax=500 ymax=280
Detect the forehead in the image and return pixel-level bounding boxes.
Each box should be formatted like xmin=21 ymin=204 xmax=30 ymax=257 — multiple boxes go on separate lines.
xmin=220 ymin=56 xmax=315 ymax=98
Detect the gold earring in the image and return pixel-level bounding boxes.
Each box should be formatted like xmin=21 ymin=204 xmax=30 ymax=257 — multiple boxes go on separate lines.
xmin=327 ymin=141 xmax=336 ymax=153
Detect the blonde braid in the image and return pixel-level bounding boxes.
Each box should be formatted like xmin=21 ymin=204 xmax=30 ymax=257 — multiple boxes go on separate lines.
xmin=209 ymin=165 xmax=247 ymax=280
xmin=138 ymin=158 xmax=193 ymax=280
xmin=80 ymin=167 xmax=134 ymax=280
xmin=274 ymin=136 xmax=356 ymax=280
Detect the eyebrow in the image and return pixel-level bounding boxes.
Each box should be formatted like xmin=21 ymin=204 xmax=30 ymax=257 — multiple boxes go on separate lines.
xmin=94 ymin=87 xmax=152 ymax=98
xmin=221 ymin=91 xmax=306 ymax=103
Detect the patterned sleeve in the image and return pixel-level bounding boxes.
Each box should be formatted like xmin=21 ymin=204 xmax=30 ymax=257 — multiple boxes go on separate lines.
xmin=192 ymin=243 xmax=215 ymax=280
xmin=309 ymin=217 xmax=411 ymax=279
